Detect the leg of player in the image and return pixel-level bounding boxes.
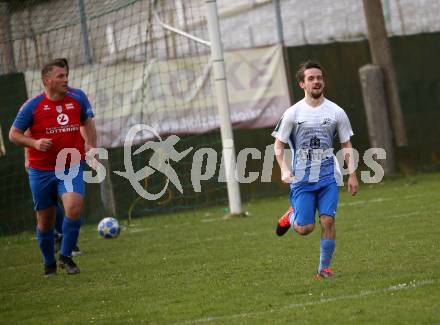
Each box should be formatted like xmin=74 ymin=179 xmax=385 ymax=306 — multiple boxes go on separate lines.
xmin=293 ymin=222 xmax=315 ymax=236
xmin=55 ymin=203 xmax=64 ymax=234
xmin=315 ymin=182 xmax=338 ymax=279
xmin=290 ymin=189 xmax=316 ymax=236
xmin=275 ymin=207 xmax=293 ymax=236
xmin=316 ymin=215 xmax=336 ymax=279
xmin=28 ymin=168 xmax=59 ymax=277
xmin=54 ymin=203 xmax=64 ymax=253
xmin=276 ymin=206 xmax=315 ymax=237
xmin=36 ymin=206 xmax=57 ymax=277
xmin=59 ymin=192 xmax=83 ymax=274
xmin=54 ymin=202 xmax=82 ymax=256
xmin=57 ymin=162 xmax=85 ymax=275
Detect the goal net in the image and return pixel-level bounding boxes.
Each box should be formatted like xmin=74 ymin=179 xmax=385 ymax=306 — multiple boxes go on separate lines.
xmin=0 ymin=0 xmax=289 ymax=235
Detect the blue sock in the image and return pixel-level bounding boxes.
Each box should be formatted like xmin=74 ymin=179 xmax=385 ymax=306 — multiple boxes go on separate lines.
xmin=319 ymin=239 xmax=335 ymax=272
xmin=36 ymin=226 xmax=55 ymax=266
xmin=60 ymin=217 xmax=81 ymax=257
xmin=55 ymin=205 xmax=64 ymax=234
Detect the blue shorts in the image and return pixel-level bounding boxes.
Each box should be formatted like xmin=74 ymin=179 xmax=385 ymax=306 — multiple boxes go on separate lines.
xmin=289 ymin=179 xmax=339 ymax=226
xmin=28 ymin=161 xmax=85 ymax=211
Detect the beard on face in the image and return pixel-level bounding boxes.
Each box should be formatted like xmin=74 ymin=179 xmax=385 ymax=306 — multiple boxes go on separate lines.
xmin=310 ymin=89 xmax=323 ymax=99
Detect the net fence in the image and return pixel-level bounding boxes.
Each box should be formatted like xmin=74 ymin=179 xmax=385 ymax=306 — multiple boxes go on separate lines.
xmin=0 ymin=0 xmax=229 ymax=235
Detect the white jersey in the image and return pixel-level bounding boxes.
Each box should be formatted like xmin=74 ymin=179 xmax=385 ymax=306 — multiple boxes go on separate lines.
xmin=272 ymin=98 xmax=353 ymax=185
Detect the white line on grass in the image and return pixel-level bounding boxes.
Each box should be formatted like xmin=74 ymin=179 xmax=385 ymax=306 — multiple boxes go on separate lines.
xmin=338 ymin=193 xmax=440 ymax=208
xmin=201 ymin=218 xmax=221 ymax=223
xmin=127 ymin=227 xmax=152 ymax=233
xmin=175 ymin=279 xmax=435 ymax=324
xmin=339 ymin=197 xmax=392 ymax=207
xmin=382 ymin=208 xmax=440 ymax=219
xmin=384 ymin=211 xmax=421 ymax=219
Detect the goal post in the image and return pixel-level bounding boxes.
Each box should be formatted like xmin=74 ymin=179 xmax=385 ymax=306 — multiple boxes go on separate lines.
xmin=204 ymin=0 xmax=242 ymax=215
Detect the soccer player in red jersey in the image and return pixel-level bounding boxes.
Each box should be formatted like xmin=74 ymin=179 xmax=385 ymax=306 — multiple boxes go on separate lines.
xmin=23 ymin=59 xmax=83 ymax=257
xmin=9 ymin=59 xmax=96 ymax=276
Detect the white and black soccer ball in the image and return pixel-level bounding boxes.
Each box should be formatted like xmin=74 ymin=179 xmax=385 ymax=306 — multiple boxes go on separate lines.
xmin=97 ymin=217 xmax=121 ymax=239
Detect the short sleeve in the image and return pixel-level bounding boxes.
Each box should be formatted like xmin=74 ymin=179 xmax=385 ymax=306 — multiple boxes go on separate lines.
xmin=336 ymin=109 xmax=354 ymax=144
xmin=271 ymin=110 xmax=294 ymax=144
xmin=12 ymin=100 xmax=38 ymax=131
xmin=78 ymin=89 xmax=94 ymax=122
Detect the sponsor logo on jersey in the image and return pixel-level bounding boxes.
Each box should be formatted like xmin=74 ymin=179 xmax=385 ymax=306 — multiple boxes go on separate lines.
xmin=310 ymin=136 xmax=320 ymax=149
xmin=66 ymin=103 xmax=74 ymax=110
xmin=57 ymin=113 xmax=69 ymax=126
xmin=43 ymin=105 xmax=50 ymax=110
xmin=46 ymin=124 xmax=80 ymax=134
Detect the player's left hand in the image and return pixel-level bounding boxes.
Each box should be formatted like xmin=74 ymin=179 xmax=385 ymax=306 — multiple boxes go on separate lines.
xmin=348 ymin=174 xmax=358 ymax=196
xmin=85 ymin=147 xmax=98 ymax=170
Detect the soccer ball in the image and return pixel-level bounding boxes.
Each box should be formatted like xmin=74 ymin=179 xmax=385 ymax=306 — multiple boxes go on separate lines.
xmin=97 ymin=217 xmax=121 ymax=239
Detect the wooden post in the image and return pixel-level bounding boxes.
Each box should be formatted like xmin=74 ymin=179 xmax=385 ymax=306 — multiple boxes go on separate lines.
xmin=0 ymin=2 xmax=16 ymax=74
xmin=359 ymin=64 xmax=395 ymax=175
xmin=362 ymin=0 xmax=407 ymax=147
xmin=100 ymin=159 xmax=117 ymax=218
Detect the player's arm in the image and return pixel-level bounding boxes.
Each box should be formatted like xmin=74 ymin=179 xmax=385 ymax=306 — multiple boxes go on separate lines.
xmin=9 ymin=127 xmax=52 ymax=151
xmin=78 ymin=90 xmax=96 ymax=151
xmin=341 ymin=140 xmax=358 ymax=196
xmin=24 ymin=129 xmax=31 ymax=169
xmin=274 ymin=139 xmax=293 ymax=184
xmin=273 ymin=112 xmax=294 ymax=184
xmin=79 ymin=125 xmax=87 ymax=147
xmin=81 ymin=118 xmax=97 ymax=151
xmin=10 ymin=100 xmax=52 ymax=152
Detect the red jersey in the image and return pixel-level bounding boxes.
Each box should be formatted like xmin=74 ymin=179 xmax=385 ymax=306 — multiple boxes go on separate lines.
xmin=13 ymin=88 xmax=94 ymax=170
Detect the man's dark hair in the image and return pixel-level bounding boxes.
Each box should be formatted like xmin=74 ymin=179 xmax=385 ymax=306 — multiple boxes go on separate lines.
xmin=41 ymin=58 xmax=69 ymax=78
xmin=295 ymin=61 xmax=323 ymax=83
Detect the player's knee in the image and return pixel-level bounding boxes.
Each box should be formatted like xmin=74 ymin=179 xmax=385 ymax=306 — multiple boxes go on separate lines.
xmin=64 ymin=206 xmax=82 ymax=219
xmin=294 ymin=223 xmax=315 ymax=236
xmin=319 ymin=215 xmax=334 ymax=229
xmin=36 ymin=208 xmax=55 ymax=231
xmin=37 ymin=222 xmax=53 ymax=232
xmin=37 ymin=217 xmax=55 ymax=232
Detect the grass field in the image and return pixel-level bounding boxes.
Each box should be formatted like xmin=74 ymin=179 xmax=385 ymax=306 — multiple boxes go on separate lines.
xmin=1 ymin=172 xmax=440 ymax=324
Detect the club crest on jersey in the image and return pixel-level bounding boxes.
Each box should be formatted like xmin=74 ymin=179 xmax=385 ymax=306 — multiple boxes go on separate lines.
xmin=321 ymin=117 xmax=332 ymax=126
xmin=56 ymin=105 xmax=63 ymax=113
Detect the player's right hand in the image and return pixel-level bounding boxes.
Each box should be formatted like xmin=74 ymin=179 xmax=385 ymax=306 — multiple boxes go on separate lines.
xmin=281 ymin=168 xmax=294 ymax=184
xmin=33 ymin=138 xmax=53 ymax=151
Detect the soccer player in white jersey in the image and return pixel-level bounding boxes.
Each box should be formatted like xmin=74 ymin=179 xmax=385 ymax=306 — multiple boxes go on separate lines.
xmin=273 ymin=61 xmax=358 ymax=279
